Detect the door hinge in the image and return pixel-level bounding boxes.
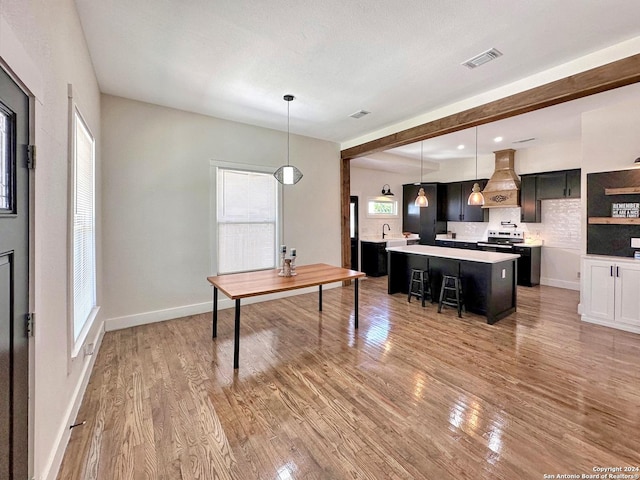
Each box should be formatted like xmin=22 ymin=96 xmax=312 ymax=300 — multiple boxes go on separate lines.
xmin=25 ymin=313 xmax=35 ymax=337
xmin=27 ymin=144 xmax=36 ymax=169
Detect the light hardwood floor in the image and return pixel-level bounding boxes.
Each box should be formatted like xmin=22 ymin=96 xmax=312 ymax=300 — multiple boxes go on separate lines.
xmin=57 ymin=277 xmax=640 ymax=479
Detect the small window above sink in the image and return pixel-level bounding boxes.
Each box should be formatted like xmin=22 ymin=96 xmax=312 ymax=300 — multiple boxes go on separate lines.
xmin=366 ymin=197 xmax=398 ymax=218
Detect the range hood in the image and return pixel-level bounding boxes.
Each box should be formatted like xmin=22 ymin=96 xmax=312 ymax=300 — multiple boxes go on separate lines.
xmin=482 ymin=149 xmax=520 ymax=208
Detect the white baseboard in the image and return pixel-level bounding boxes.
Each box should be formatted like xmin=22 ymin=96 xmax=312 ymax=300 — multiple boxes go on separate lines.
xmin=581 ymin=315 xmax=640 ymax=334
xmin=540 ymin=277 xmax=580 ymax=291
xmin=105 ymin=282 xmax=342 ymax=332
xmin=43 ymin=321 xmax=105 ymax=480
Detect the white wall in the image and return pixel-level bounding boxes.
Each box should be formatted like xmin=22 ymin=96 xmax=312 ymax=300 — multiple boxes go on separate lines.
xmin=1 ymin=1 xmax=103 ymax=479
xmin=101 ymin=95 xmax=341 ymax=326
xmin=349 ymin=167 xmax=414 ymax=239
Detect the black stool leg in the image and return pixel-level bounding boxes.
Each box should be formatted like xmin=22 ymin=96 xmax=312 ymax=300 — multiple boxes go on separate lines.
xmin=455 ymin=278 xmax=462 ymax=318
xmin=437 ymin=277 xmax=446 ymax=313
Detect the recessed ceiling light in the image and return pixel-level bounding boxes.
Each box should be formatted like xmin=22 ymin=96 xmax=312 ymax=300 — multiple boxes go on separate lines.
xmin=494 ymin=136 xmax=503 ymax=143
xmin=457 ymin=144 xmax=465 ymax=150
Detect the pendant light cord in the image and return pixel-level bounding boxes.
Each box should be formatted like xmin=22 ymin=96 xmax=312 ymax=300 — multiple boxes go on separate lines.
xmin=420 ymin=141 xmax=424 ymax=182
xmin=287 ymin=100 xmax=290 ymax=167
xmin=475 ymin=126 xmax=478 ymax=179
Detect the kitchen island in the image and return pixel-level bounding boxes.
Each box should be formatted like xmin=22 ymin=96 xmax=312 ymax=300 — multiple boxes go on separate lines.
xmin=386 ymin=245 xmax=520 ymax=324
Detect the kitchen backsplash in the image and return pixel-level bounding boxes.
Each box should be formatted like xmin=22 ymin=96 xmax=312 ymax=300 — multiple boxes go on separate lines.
xmin=537 ymin=198 xmax=581 ymax=249
xmin=360 ymin=218 xmax=403 ymax=239
xmin=447 ymin=198 xmax=581 ymax=248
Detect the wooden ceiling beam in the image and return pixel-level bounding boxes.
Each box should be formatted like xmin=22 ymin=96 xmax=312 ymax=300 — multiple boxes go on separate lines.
xmin=341 ymin=53 xmax=640 ymax=160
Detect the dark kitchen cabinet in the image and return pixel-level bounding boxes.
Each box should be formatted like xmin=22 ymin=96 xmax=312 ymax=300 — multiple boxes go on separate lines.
xmin=418 ymin=183 xmax=447 ymax=245
xmin=402 ymin=183 xmax=421 ymax=234
xmin=403 ymin=182 xmax=447 ymax=244
xmin=520 ymin=174 xmax=541 ymax=223
xmin=435 ymin=240 xmax=478 ymax=250
xmin=361 ymin=241 xmax=387 ymax=277
xmin=446 ymin=180 xmax=489 ymax=222
xmin=566 ymin=169 xmax=581 ymax=198
xmin=513 ymin=245 xmax=541 ymax=287
xmin=537 ymin=169 xmax=581 ymax=199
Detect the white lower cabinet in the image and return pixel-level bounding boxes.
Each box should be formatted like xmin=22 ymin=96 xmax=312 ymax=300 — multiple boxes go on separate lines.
xmin=582 ymin=256 xmax=640 ymax=332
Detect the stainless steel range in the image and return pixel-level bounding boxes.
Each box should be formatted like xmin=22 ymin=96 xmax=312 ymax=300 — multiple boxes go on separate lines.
xmin=477 ymin=230 xmax=525 ymax=252
xmin=477 ymin=228 xmax=541 ymax=287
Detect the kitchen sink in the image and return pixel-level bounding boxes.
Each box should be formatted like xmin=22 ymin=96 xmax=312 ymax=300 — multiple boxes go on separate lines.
xmin=385 ymin=238 xmax=408 ymax=247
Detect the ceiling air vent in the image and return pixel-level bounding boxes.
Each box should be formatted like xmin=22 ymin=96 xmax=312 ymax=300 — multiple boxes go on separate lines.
xmin=462 ymin=48 xmax=503 ymax=69
xmin=512 ymin=137 xmax=536 ymax=144
xmin=349 ymin=110 xmax=370 ymax=119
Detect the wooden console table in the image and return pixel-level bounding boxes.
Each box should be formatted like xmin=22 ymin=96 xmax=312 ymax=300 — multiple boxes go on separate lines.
xmin=207 ymin=263 xmax=365 ymax=369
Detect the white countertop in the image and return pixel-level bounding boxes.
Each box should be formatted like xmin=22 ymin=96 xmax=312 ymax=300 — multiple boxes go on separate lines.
xmin=387 ymin=245 xmax=520 ymax=264
xmin=582 ymin=254 xmax=640 ymax=263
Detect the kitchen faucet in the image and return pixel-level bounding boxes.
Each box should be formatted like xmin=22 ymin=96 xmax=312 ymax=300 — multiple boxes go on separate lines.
xmin=382 ymin=223 xmax=391 ymax=239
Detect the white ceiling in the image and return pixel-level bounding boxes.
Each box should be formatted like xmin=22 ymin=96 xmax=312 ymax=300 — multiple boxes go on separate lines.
xmin=74 ymin=0 xmax=640 ymax=143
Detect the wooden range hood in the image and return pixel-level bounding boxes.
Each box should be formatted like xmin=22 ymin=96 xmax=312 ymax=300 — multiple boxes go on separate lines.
xmin=481 ymin=149 xmax=520 ymax=208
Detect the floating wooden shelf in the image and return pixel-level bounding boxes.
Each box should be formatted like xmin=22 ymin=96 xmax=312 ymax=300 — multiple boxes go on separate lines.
xmin=588 ymin=217 xmax=640 ymax=225
xmin=605 ymin=186 xmax=640 ymax=195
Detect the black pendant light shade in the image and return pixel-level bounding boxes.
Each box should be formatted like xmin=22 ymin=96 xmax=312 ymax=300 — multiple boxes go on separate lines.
xmin=274 ymin=94 xmax=303 ymax=185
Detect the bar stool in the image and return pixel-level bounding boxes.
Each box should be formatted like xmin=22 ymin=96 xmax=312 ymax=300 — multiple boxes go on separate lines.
xmin=438 ymin=275 xmax=465 ymax=318
xmin=407 ymin=268 xmax=433 ymax=307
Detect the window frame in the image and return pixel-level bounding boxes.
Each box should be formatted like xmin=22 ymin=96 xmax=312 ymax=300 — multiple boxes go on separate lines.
xmin=67 ymin=96 xmax=99 ymax=359
xmin=0 ymin=102 xmax=16 ymax=214
xmin=366 ymin=196 xmax=399 ymax=218
xmin=210 ymin=160 xmax=282 ymax=276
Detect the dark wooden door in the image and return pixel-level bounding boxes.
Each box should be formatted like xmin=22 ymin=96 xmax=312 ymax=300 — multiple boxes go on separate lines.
xmin=350 ymin=196 xmax=358 ymax=270
xmin=0 ymin=68 xmax=30 ymax=480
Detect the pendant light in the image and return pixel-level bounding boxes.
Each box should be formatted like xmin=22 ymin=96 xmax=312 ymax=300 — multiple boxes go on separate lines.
xmin=274 ymin=94 xmax=303 ymax=185
xmin=467 ymin=126 xmax=485 ymax=206
xmin=414 ymin=141 xmax=428 ymax=207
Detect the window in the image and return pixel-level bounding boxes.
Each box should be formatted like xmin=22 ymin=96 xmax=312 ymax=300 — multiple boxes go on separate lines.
xmin=70 ymin=106 xmax=97 ymax=349
xmin=366 ymin=197 xmax=398 ymax=218
xmin=0 ymin=105 xmax=13 ymax=212
xmin=216 ymin=167 xmax=278 ymax=274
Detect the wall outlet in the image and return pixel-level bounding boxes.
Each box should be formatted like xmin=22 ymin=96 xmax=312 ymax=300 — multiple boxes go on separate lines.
xmin=577 ymin=271 xmax=581 ymax=279
xmin=631 ymin=238 xmax=640 ymax=248
xmin=83 ymin=343 xmax=95 ymax=356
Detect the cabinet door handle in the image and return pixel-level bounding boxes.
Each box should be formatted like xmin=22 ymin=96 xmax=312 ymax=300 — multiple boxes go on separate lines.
xmin=616 ymin=266 xmax=620 ymax=277
xmin=563 ymin=188 xmax=567 ymax=197
xmin=568 ymin=188 xmax=571 ymax=197
xmin=610 ymin=266 xmax=614 ymax=276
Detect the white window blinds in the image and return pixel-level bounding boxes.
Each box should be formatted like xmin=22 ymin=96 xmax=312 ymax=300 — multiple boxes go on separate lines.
xmin=72 ymin=109 xmax=96 ymax=341
xmin=217 ymin=168 xmax=277 ymax=274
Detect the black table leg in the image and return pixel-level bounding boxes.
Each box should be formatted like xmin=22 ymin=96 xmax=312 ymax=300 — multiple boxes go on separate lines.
xmin=212 ymin=287 xmax=218 ymax=338
xmin=354 ymin=278 xmax=359 ymax=329
xmin=319 ymin=284 xmax=323 ymax=311
xmin=233 ymin=299 xmax=241 ymax=369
